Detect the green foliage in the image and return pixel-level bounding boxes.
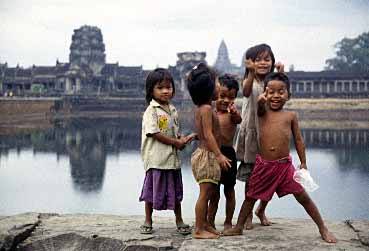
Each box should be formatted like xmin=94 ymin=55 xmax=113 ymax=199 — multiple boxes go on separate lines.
xmin=325 ymin=32 xmax=369 ymax=72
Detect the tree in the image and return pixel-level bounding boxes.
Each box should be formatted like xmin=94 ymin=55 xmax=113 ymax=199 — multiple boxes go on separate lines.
xmin=325 ymin=32 xmax=369 ymax=73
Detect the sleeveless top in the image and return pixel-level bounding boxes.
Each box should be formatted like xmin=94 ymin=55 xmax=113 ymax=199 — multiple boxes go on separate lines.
xmin=234 ymin=79 xmax=264 ymax=163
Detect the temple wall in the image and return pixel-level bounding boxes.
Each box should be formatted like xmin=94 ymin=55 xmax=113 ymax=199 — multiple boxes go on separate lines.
xmin=0 ymin=98 xmax=58 ymax=116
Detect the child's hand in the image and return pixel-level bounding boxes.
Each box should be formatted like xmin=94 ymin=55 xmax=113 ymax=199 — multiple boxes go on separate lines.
xmin=257 ymin=88 xmax=268 ymax=104
xmin=275 ymin=62 xmax=284 ymax=73
xmin=228 ymin=102 xmax=238 ymax=114
xmin=184 ymin=133 xmax=197 ymax=144
xmin=216 ymin=154 xmax=232 ymax=171
xmin=245 ymin=59 xmax=256 ymax=75
xmin=299 ymin=163 xmax=307 ymax=169
xmin=174 ymin=137 xmax=187 ymax=150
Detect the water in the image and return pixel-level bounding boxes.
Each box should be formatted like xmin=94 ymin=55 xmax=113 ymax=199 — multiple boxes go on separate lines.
xmin=0 ymin=116 xmax=368 ymax=220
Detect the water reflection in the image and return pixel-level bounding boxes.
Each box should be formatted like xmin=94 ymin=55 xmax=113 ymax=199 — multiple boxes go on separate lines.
xmin=0 ymin=117 xmax=368 ymax=194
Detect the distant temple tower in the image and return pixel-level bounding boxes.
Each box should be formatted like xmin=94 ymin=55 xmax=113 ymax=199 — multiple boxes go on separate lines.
xmin=174 ymin=51 xmax=207 ymax=96
xmin=69 ymin=25 xmax=106 ymax=76
xmin=213 ymin=40 xmax=233 ymax=74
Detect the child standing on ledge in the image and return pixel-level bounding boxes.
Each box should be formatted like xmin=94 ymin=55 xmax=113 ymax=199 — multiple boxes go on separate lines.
xmin=224 ymin=72 xmax=337 ymax=243
xmin=235 ymin=44 xmax=284 ymax=229
xmin=139 ymin=68 xmax=195 ymax=235
xmin=187 ymin=63 xmax=231 ymax=239
xmin=207 ymin=74 xmax=242 ymax=231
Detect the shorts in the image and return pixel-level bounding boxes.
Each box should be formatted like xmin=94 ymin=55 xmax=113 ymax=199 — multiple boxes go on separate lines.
xmin=219 ymin=146 xmax=237 ymax=187
xmin=191 ymin=147 xmax=221 ymax=185
xmin=247 ymin=155 xmax=304 ymax=201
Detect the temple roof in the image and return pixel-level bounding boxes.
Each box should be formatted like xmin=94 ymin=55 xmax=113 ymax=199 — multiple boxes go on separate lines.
xmin=118 ymin=66 xmax=143 ymax=76
xmin=102 ymin=64 xmax=118 ymax=75
xmin=33 ymin=66 xmax=56 ymax=75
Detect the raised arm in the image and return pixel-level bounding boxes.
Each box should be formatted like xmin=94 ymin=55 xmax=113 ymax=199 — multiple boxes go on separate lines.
xmin=257 ymin=88 xmax=267 ymax=117
xmin=228 ymin=103 xmax=242 ymax=124
xmin=291 ymin=112 xmax=307 ymax=169
xmin=242 ymin=59 xmax=256 ymax=97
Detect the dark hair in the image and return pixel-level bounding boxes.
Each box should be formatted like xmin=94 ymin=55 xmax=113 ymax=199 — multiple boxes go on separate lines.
xmin=218 ymin=74 xmax=239 ymax=95
xmin=244 ymin=43 xmax=275 ymax=79
xmin=145 ymin=68 xmax=175 ymax=104
xmin=187 ymin=63 xmax=216 ymax=106
xmin=263 ymin=72 xmax=291 ymax=97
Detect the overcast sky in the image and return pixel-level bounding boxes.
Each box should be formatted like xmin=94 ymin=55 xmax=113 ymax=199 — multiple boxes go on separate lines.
xmin=1 ymin=0 xmax=369 ymax=71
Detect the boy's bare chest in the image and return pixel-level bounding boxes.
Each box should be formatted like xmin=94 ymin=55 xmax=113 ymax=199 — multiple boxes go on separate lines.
xmin=260 ymin=112 xmax=292 ymax=136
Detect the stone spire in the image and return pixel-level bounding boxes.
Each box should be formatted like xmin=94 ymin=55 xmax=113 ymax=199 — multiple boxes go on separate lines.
xmin=213 ymin=40 xmax=233 ymax=74
xmin=69 ymin=25 xmax=106 ymax=75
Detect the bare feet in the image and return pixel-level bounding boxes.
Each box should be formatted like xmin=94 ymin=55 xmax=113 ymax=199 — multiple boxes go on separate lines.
xmin=223 ymin=226 xmax=243 ymax=236
xmin=320 ymin=228 xmax=337 ymax=243
xmin=244 ymin=214 xmax=253 ymax=230
xmin=205 ymin=224 xmax=221 ymax=235
xmin=255 ymin=209 xmax=271 ymax=226
xmin=223 ymin=222 xmax=232 ymax=231
xmin=192 ymin=230 xmax=220 ymax=239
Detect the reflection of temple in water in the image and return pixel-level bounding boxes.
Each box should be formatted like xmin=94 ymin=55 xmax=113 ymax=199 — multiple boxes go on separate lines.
xmin=301 ymin=129 xmax=368 ymax=147
xmin=67 ymin=130 xmax=107 ymax=193
xmin=1 ymin=119 xmax=368 ymax=189
xmin=300 ymin=128 xmax=369 ymax=171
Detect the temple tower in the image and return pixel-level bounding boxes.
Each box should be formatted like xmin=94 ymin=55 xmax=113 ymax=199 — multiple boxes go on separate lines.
xmin=213 ymin=40 xmax=233 ymax=74
xmin=69 ymin=25 xmax=106 ymax=76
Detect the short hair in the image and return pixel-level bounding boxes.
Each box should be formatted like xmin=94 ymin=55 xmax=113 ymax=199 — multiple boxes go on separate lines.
xmin=145 ymin=68 xmax=175 ymax=104
xmin=244 ymin=43 xmax=276 ymax=79
xmin=187 ymin=63 xmax=216 ymax=106
xmin=263 ymin=72 xmax=291 ymax=97
xmin=218 ymin=74 xmax=239 ymax=95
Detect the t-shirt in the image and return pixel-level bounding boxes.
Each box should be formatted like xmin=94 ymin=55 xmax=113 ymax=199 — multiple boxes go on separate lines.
xmin=141 ymin=99 xmax=180 ymax=171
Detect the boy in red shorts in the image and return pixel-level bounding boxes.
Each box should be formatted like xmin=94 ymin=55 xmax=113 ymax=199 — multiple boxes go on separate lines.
xmin=224 ymin=72 xmax=337 ymax=243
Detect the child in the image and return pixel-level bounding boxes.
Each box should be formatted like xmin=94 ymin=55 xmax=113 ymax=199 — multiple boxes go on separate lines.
xmin=224 ymin=72 xmax=337 ymax=243
xmin=139 ymin=68 xmax=196 ymax=235
xmin=187 ymin=63 xmax=232 ymax=239
xmin=234 ymin=44 xmax=284 ymax=229
xmin=207 ymin=74 xmax=242 ymax=231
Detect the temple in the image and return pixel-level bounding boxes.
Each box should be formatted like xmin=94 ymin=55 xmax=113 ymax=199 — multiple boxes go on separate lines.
xmin=1 ymin=26 xmax=369 ymax=98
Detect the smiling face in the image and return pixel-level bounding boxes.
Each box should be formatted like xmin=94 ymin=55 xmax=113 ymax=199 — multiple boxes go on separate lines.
xmin=265 ymin=80 xmax=289 ymax=111
xmin=153 ymin=80 xmax=173 ymax=105
xmin=216 ymin=85 xmax=237 ymax=112
xmin=254 ymin=50 xmax=273 ymax=77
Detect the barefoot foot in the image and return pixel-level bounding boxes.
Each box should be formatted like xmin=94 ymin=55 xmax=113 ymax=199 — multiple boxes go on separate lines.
xmin=192 ymin=230 xmax=220 ymax=239
xmin=223 ymin=226 xmax=243 ymax=236
xmin=320 ymin=228 xmax=337 ymax=243
xmin=255 ymin=209 xmax=271 ymax=226
xmin=205 ymin=224 xmax=220 ymax=235
xmin=223 ymin=222 xmax=232 ymax=231
xmin=244 ymin=214 xmax=253 ymax=230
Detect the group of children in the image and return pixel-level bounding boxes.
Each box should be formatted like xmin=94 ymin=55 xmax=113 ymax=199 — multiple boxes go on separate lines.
xmin=139 ymin=44 xmax=337 ymax=243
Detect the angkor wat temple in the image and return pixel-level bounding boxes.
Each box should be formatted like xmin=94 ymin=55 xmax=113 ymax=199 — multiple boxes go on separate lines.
xmin=1 ymin=25 xmax=369 ymax=98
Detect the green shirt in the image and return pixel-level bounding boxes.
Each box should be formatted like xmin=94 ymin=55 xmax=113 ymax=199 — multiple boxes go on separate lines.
xmin=141 ymin=99 xmax=180 ymax=171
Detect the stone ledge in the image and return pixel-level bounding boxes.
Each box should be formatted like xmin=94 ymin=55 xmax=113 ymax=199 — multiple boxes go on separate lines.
xmin=0 ymin=213 xmax=368 ymax=251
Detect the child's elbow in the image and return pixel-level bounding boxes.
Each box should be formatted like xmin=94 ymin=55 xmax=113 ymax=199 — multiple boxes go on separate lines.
xmin=243 ymin=89 xmax=251 ymax=97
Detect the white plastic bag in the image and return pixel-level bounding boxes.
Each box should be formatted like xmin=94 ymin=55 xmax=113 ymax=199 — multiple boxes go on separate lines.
xmin=293 ymin=168 xmax=319 ymax=192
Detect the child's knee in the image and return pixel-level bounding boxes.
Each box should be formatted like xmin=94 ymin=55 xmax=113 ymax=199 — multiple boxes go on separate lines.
xmin=294 ymin=191 xmax=310 ymax=204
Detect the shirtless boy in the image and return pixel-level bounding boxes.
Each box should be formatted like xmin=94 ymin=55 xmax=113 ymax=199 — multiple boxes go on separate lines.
xmin=224 ymin=72 xmax=337 ymax=243
xmin=207 ymin=74 xmax=242 ymax=231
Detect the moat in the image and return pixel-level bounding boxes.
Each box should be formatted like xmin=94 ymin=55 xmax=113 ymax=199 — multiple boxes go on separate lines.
xmin=0 ymin=114 xmax=368 ymax=220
